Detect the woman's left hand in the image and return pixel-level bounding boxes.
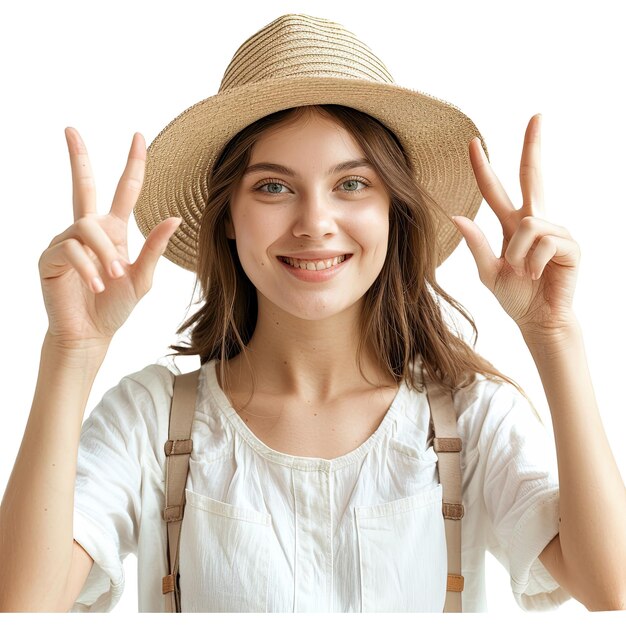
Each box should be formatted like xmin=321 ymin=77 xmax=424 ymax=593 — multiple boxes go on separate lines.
xmin=452 ymin=114 xmax=581 ymax=341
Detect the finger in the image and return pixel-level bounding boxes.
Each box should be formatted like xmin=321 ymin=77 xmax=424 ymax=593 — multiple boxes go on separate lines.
xmin=527 ymin=235 xmax=558 ymax=280
xmin=519 ymin=114 xmax=545 ymax=214
xmin=469 ymin=137 xmax=518 ymax=239
xmin=42 ymin=238 xmax=106 ymax=294
xmin=72 ymin=217 xmax=128 ymax=279
xmin=65 ymin=127 xmax=97 ymax=221
xmin=527 ymin=235 xmax=580 ymax=280
xmin=505 ymin=216 xmax=572 ymax=276
xmin=131 ymin=217 xmax=182 ymax=298
xmin=48 ymin=218 xmax=128 ymax=280
xmin=452 ymin=215 xmax=499 ymax=289
xmin=110 ymin=132 xmax=147 ymax=222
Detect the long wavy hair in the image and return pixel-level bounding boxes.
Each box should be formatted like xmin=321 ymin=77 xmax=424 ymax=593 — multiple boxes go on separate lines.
xmin=167 ymin=104 xmax=542 ymax=422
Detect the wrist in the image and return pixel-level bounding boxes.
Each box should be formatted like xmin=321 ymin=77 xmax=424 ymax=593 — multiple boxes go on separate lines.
xmin=43 ymin=330 xmax=111 ymax=369
xmin=518 ymin=316 xmax=582 ymax=358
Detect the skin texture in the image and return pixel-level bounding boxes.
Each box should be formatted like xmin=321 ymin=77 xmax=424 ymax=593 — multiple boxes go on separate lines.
xmin=224 ymin=108 xmax=395 ymax=403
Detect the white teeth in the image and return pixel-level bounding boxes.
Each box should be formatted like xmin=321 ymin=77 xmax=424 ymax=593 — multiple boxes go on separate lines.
xmin=282 ymin=255 xmax=347 ymax=270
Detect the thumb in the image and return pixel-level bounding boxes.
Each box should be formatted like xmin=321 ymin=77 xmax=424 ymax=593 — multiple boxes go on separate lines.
xmin=132 ymin=217 xmax=183 ymax=297
xmin=451 ymin=215 xmax=497 ymax=286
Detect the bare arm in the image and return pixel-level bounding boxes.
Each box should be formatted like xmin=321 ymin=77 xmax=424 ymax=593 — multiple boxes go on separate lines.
xmin=0 ymin=333 xmax=109 ymax=611
xmin=527 ymin=321 xmax=626 ymax=610
xmin=0 ymin=127 xmax=179 ymax=612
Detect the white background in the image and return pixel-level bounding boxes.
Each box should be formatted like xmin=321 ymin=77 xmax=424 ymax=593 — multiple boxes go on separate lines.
xmin=0 ymin=0 xmax=624 ymax=619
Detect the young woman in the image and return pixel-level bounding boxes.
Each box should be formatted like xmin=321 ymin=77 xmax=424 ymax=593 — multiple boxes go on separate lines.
xmin=1 ymin=14 xmax=624 ymax=613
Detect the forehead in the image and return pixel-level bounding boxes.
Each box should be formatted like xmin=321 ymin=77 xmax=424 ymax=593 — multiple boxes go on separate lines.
xmin=248 ymin=111 xmax=366 ymax=167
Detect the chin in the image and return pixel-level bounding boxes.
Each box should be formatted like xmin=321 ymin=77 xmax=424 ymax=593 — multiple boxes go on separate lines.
xmin=276 ymin=294 xmax=364 ymax=322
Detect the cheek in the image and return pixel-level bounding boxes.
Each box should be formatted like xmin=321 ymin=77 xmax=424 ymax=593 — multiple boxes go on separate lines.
xmin=231 ymin=213 xmax=277 ymax=268
xmin=348 ymin=210 xmax=389 ymax=257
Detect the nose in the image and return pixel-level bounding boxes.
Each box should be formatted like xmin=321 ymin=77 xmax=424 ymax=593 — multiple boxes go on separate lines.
xmin=291 ymin=189 xmax=340 ymax=238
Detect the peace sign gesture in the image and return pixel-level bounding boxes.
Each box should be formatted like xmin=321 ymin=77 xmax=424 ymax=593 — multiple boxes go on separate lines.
xmin=38 ymin=128 xmax=182 ymax=349
xmin=452 ymin=114 xmax=581 ymax=341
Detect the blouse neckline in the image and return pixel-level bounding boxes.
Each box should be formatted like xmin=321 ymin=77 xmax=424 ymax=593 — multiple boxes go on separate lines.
xmin=205 ymin=358 xmax=406 ymax=472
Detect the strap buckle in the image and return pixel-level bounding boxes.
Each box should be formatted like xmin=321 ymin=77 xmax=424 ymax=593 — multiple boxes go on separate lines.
xmin=442 ymin=502 xmax=465 ymax=520
xmin=164 ymin=438 xmax=193 ymax=456
xmin=446 ymin=574 xmax=464 ymax=592
xmin=162 ymin=574 xmax=175 ymax=594
xmin=433 ymin=437 xmax=462 ymax=453
xmin=163 ymin=505 xmax=183 ymax=522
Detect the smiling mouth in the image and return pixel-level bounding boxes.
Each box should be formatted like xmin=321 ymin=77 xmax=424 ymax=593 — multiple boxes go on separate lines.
xmin=278 ymin=254 xmax=352 ymax=270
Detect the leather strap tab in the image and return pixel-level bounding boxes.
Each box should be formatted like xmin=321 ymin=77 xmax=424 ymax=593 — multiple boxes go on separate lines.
xmin=163 ymin=505 xmax=183 ymax=522
xmin=447 ymin=574 xmax=465 ymax=592
xmin=162 ymin=574 xmax=175 ymax=594
xmin=164 ymin=438 xmax=193 ymax=456
xmin=443 ymin=502 xmax=464 ymax=520
xmin=433 ymin=437 xmax=462 ymax=453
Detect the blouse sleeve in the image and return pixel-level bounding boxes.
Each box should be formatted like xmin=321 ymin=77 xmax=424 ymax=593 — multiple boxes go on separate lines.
xmin=69 ymin=365 xmax=171 ymax=612
xmin=476 ymin=379 xmax=573 ymax=611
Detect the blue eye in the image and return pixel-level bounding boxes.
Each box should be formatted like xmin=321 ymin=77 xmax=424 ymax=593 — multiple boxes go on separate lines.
xmin=262 ymin=182 xmax=287 ymax=194
xmin=341 ymin=179 xmax=365 ymax=192
xmin=254 ymin=177 xmax=369 ymax=195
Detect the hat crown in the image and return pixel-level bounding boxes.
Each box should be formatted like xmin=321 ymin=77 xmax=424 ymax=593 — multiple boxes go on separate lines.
xmin=219 ymin=14 xmax=395 ymax=93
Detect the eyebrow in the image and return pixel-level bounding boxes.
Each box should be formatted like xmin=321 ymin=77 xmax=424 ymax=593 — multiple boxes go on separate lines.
xmin=243 ymin=158 xmax=375 ymax=178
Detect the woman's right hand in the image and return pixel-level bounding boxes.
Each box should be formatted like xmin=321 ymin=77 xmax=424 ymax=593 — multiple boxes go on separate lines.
xmin=39 ymin=127 xmax=182 ymax=349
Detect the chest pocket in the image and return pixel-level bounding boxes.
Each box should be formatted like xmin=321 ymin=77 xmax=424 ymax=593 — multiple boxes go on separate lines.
xmin=179 ymin=488 xmax=272 ymax=612
xmin=354 ymin=443 xmax=448 ymax=612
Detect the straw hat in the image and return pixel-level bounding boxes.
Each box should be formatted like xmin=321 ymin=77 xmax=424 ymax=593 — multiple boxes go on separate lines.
xmin=133 ymin=13 xmax=489 ymax=273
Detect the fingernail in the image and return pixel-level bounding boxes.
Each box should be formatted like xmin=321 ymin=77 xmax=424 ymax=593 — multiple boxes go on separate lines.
xmin=111 ymin=260 xmax=125 ymax=278
xmin=92 ymin=276 xmax=105 ymax=293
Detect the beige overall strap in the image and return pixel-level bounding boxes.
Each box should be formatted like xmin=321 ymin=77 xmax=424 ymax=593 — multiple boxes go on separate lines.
xmin=161 ymin=368 xmax=201 ymax=612
xmin=423 ymin=372 xmax=464 ymax=612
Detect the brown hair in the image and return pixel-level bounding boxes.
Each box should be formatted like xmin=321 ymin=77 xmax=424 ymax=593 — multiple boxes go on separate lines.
xmin=167 ymin=104 xmax=542 ymax=422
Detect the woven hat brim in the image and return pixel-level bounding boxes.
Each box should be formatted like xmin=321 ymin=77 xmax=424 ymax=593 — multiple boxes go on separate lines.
xmin=133 ymin=76 xmax=488 ymax=273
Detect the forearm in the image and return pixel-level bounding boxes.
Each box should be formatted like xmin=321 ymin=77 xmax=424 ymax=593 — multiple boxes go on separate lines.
xmin=0 ymin=332 xmax=109 ymax=611
xmin=522 ymin=319 xmax=626 ymax=609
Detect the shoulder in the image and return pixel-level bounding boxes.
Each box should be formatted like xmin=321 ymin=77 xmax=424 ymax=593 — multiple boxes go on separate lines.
xmin=453 ymin=372 xmax=520 ymax=417
xmin=79 ymin=361 xmax=184 ymax=476
xmin=451 ymin=373 xmax=549 ymax=462
xmin=412 ymin=355 xmax=534 ymax=429
xmin=119 ymin=361 xmax=177 ymax=401
xmin=100 ymin=363 xmax=177 ymax=422
xmin=83 ymin=361 xmax=179 ymax=441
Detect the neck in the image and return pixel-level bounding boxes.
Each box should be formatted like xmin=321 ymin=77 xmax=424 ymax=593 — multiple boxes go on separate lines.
xmin=221 ymin=299 xmax=396 ymax=404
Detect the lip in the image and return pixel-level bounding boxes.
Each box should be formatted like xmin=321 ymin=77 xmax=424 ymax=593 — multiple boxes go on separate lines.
xmin=277 ymin=254 xmax=352 ymax=283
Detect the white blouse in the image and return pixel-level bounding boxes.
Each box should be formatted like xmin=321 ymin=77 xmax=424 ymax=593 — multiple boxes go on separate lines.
xmin=70 ymin=357 xmax=572 ymax=612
